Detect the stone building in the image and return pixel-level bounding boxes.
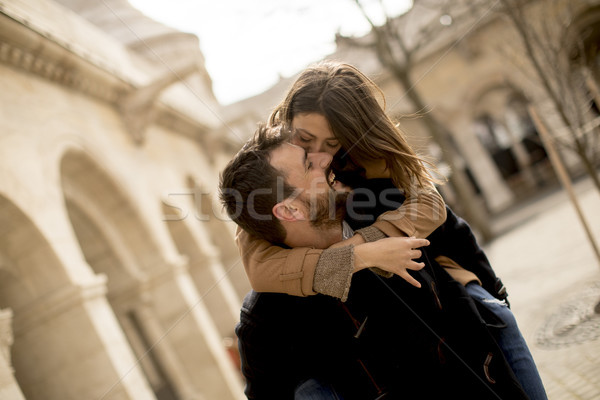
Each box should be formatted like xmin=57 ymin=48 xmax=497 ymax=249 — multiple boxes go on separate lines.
xmin=0 ymin=0 xmax=248 ymax=399
xmin=224 ymin=0 xmax=600 ymax=218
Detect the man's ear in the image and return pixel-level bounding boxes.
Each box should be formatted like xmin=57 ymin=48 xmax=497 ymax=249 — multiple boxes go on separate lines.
xmin=272 ymin=200 xmax=305 ymax=222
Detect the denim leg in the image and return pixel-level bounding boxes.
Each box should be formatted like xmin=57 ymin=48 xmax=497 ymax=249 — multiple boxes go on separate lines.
xmin=466 ymin=283 xmax=548 ymax=400
xmin=294 ymin=378 xmax=344 ymax=400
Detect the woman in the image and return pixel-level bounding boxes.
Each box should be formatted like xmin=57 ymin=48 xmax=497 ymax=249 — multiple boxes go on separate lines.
xmin=236 ymin=61 xmax=547 ymax=400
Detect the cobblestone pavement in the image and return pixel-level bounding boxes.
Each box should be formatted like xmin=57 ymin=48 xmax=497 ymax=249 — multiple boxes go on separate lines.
xmin=485 ymin=177 xmax=600 ymax=400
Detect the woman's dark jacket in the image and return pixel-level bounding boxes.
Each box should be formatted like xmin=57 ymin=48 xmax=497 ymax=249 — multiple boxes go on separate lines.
xmin=349 ymin=179 xmax=509 ymax=302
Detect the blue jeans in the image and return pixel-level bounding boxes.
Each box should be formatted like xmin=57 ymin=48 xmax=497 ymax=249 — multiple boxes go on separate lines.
xmin=466 ymin=283 xmax=548 ymax=400
xmin=294 ymin=378 xmax=344 ymax=400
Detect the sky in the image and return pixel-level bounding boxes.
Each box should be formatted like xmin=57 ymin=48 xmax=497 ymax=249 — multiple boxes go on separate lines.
xmin=128 ymin=0 xmax=413 ymax=105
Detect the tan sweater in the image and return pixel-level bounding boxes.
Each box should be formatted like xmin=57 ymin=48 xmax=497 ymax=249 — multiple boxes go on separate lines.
xmin=237 ymin=185 xmax=456 ymax=300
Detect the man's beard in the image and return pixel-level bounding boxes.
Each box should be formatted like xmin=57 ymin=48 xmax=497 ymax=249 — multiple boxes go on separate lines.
xmin=302 ymin=189 xmax=348 ymax=230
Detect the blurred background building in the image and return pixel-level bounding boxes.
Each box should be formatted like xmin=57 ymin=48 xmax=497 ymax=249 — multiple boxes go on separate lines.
xmin=0 ymin=0 xmax=599 ymax=399
xmin=226 ymin=0 xmax=600 ymax=235
xmin=0 ymin=0 xmax=247 ymax=399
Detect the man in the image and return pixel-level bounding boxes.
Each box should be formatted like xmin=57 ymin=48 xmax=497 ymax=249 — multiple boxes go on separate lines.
xmin=220 ymin=125 xmax=529 ymax=399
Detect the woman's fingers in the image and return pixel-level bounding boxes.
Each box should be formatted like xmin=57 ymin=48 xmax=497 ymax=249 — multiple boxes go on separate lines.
xmin=406 ymin=237 xmax=430 ymax=248
xmin=406 ymin=261 xmax=425 ymax=271
xmin=410 ymin=249 xmax=422 ymax=259
xmin=400 ymin=271 xmax=422 ymax=288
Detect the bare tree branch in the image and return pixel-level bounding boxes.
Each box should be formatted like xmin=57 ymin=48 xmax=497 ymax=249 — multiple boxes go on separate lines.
xmin=346 ymin=0 xmax=496 ymax=240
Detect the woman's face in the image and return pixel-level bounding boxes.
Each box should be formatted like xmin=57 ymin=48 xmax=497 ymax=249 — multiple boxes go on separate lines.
xmin=290 ymin=113 xmax=341 ymax=156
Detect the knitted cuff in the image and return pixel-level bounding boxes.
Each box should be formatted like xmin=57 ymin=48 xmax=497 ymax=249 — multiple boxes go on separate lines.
xmin=313 ymin=245 xmax=354 ymax=302
xmin=355 ymin=226 xmax=387 ymax=243
xmin=370 ymin=267 xmax=393 ymax=278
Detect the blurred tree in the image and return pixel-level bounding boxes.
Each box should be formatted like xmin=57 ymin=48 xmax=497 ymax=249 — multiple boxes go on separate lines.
xmin=497 ymin=0 xmax=600 ymax=193
xmin=498 ymin=0 xmax=600 ymax=277
xmin=345 ymin=0 xmax=494 ymax=241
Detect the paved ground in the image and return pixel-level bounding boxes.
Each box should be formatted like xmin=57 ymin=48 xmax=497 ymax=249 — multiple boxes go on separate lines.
xmin=485 ymin=176 xmax=600 ymax=400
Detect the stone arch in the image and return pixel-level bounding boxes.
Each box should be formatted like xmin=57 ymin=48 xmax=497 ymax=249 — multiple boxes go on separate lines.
xmin=569 ymin=5 xmax=600 ymax=133
xmin=569 ymin=5 xmax=600 ymax=70
xmin=468 ymin=82 xmax=553 ymax=198
xmin=0 ymin=198 xmax=70 ymax=309
xmin=60 ymin=150 xmax=184 ymax=399
xmin=161 ymin=176 xmax=244 ymax=374
xmin=161 ymin=199 xmax=238 ymax=331
xmin=0 ymin=194 xmax=69 ymax=398
xmin=0 ymin=194 xmax=153 ymax=400
xmin=61 ymin=150 xmax=165 ymax=274
xmin=60 ymin=150 xmax=242 ymax=399
xmin=184 ymin=176 xmax=250 ymax=299
xmin=65 ymin=197 xmax=191 ymax=400
xmin=464 ymin=74 xmax=525 ymax=113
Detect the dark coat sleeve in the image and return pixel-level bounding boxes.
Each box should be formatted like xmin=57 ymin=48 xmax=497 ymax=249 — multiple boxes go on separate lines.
xmin=235 ymin=292 xmax=303 ymax=399
xmin=345 ymin=179 xmax=508 ymax=302
xmin=235 ymin=292 xmax=354 ymax=399
xmin=427 ymin=207 xmax=508 ymax=301
xmin=236 ymin=322 xmax=298 ymax=399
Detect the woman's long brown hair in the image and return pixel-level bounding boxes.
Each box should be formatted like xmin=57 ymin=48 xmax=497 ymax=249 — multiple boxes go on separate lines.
xmin=269 ymin=61 xmax=438 ymax=191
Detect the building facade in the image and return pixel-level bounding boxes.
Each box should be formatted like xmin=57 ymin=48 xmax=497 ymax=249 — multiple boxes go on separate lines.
xmin=0 ymin=0 xmax=248 ymax=399
xmin=224 ymin=0 xmax=600 ymax=218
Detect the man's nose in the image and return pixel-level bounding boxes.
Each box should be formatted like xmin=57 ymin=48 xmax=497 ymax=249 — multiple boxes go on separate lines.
xmin=308 ymin=152 xmax=332 ymax=169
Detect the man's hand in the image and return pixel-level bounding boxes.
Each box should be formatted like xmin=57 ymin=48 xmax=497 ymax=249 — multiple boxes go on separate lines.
xmin=353 ymin=237 xmax=430 ymax=288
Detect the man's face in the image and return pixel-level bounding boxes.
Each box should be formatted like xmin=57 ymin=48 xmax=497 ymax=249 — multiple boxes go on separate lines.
xmin=270 ymin=143 xmax=332 ymax=197
xmin=269 ymin=143 xmax=346 ymax=227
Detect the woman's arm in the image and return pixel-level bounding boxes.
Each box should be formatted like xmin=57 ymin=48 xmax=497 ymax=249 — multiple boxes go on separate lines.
xmin=237 ymin=226 xmax=429 ymax=301
xmin=236 ymin=226 xmax=324 ymax=297
xmin=238 ymin=175 xmax=445 ymax=301
xmin=365 ymin=183 xmax=447 ymax=241
xmin=313 ymin=182 xmax=446 ymax=297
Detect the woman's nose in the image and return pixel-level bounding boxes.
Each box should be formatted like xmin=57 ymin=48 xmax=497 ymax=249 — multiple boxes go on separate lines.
xmin=307 ymin=143 xmax=321 ymax=154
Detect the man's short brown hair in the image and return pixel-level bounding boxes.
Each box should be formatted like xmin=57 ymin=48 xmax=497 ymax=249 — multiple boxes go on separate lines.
xmin=219 ymin=124 xmax=294 ymax=244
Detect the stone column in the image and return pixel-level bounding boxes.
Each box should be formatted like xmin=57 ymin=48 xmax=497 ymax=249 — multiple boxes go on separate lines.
xmin=452 ymin=117 xmax=514 ymax=213
xmin=503 ymin=111 xmax=539 ymax=190
xmin=162 ymin=204 xmax=241 ymax=337
xmin=12 ymin=275 xmax=156 ymax=400
xmin=143 ymin=259 xmax=244 ymax=400
xmin=0 ymin=309 xmax=26 ymax=400
xmin=130 ymin=298 xmax=201 ymax=400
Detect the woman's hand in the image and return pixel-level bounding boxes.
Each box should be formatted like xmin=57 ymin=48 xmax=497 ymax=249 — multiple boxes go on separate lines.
xmin=353 ymin=237 xmax=430 ymax=288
